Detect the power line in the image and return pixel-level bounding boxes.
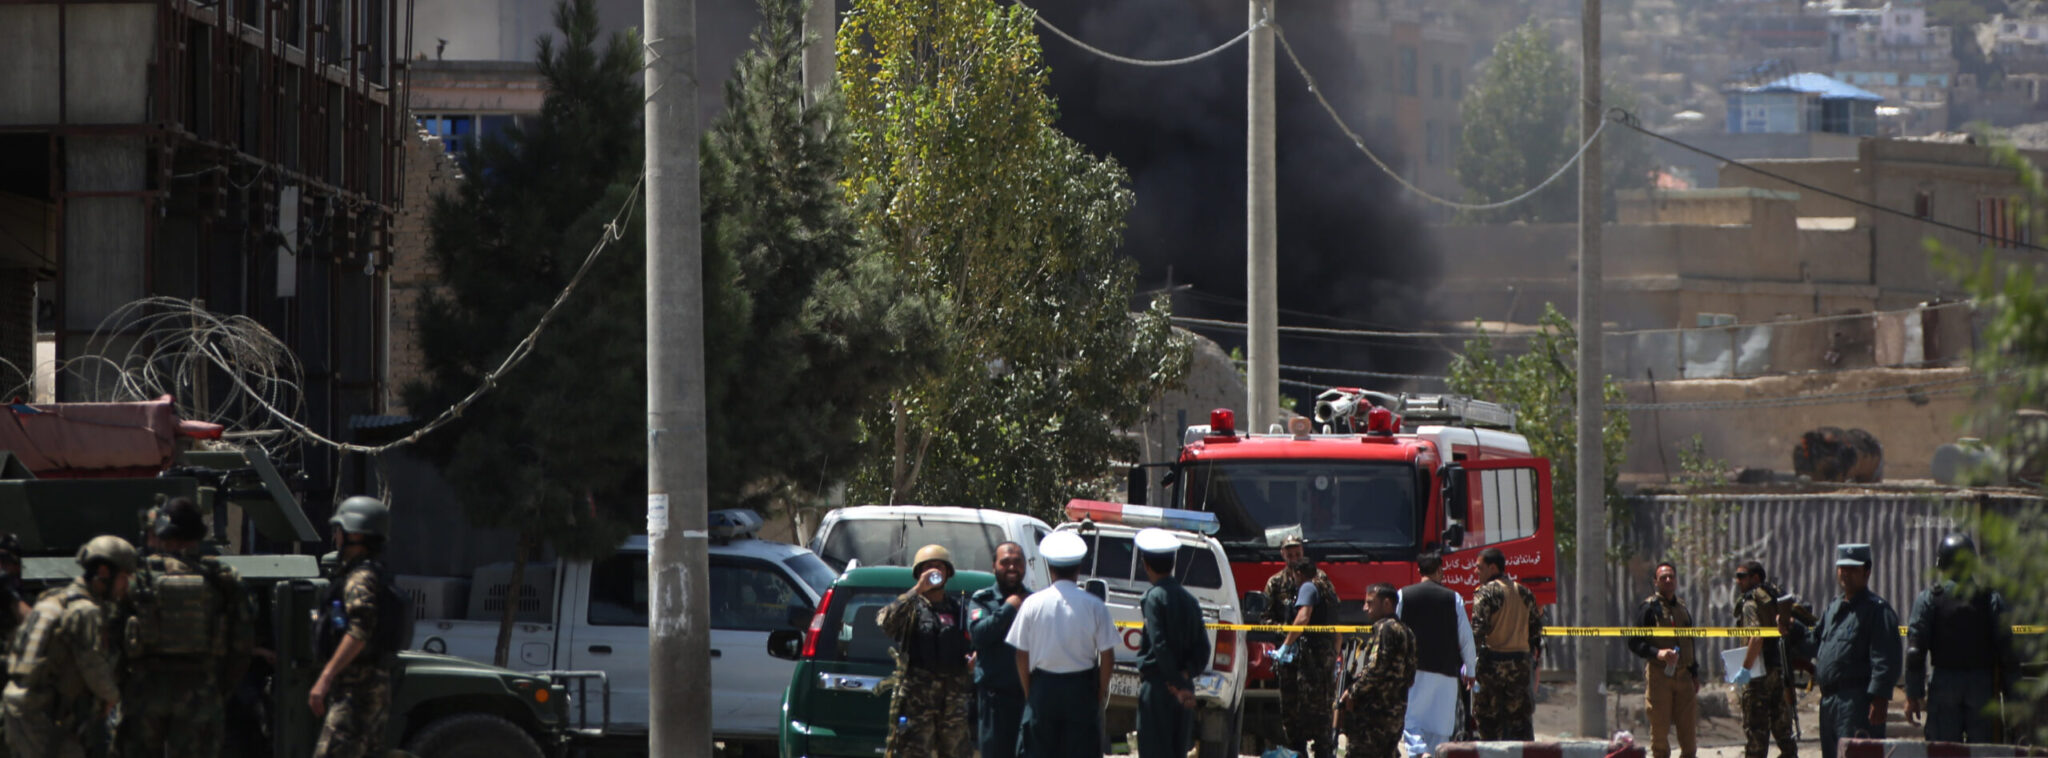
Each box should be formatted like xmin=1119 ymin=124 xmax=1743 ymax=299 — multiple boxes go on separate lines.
xmin=1020 ymin=2 xmax=1258 ymax=68
xmin=1609 ymin=116 xmax=2048 ymax=255
xmin=1273 ymin=27 xmax=1605 ymax=212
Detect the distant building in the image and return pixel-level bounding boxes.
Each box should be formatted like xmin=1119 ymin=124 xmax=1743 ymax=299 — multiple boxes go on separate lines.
xmin=1726 ymin=73 xmax=1883 ymax=135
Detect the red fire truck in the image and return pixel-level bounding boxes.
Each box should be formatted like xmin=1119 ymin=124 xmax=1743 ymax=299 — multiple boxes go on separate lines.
xmin=1162 ymin=387 xmax=1559 ymax=747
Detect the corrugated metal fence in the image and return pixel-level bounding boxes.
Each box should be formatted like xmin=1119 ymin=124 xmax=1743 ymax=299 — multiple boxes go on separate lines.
xmin=1541 ymin=491 xmax=2042 ymax=677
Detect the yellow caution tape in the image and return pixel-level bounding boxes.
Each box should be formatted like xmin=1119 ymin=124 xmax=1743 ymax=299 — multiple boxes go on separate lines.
xmin=1111 ymin=621 xmax=2046 ymax=636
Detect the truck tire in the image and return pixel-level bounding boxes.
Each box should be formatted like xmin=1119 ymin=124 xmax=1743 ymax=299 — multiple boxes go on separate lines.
xmin=1198 ymin=704 xmax=1243 ymax=758
xmin=404 ymin=713 xmax=545 ymax=758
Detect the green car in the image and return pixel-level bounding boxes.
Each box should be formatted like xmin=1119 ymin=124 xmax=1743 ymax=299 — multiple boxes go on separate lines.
xmin=768 ymin=566 xmax=996 ymax=758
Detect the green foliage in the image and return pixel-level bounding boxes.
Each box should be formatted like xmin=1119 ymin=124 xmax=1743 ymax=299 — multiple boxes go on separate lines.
xmin=1928 ymin=136 xmax=2048 ymax=741
xmin=1447 ymin=303 xmax=1631 ymax=562
xmin=406 ymin=0 xmax=644 ymax=560
xmin=1454 ymin=22 xmax=1652 ymax=224
xmin=699 ymin=0 xmax=942 ymax=514
xmin=836 ymin=0 xmax=1193 ymax=520
xmin=1667 ymin=435 xmax=1738 ymax=588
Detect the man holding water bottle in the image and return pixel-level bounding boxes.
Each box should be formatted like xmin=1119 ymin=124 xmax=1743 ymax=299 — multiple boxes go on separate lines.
xmin=879 ymin=544 xmax=974 ymax=758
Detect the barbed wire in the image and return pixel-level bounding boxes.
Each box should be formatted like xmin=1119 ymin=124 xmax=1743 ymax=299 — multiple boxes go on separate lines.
xmin=1018 ymin=1 xmax=1259 ymax=68
xmin=1273 ymin=27 xmax=1606 ymax=212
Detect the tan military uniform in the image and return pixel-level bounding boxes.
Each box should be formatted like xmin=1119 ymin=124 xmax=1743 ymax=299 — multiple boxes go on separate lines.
xmin=3 ymin=580 xmax=122 ymax=758
xmin=118 ymin=548 xmax=253 ymax=758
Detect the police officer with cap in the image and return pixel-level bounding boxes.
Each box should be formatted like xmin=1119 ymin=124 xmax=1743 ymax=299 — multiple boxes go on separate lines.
xmin=1799 ymin=544 xmax=1902 ymax=758
xmin=1134 ymin=528 xmax=1208 ymax=758
xmin=1007 ymin=531 xmax=1118 ymax=758
xmin=879 ymin=544 xmax=973 ymax=758
xmin=1904 ymin=533 xmax=2018 ymax=743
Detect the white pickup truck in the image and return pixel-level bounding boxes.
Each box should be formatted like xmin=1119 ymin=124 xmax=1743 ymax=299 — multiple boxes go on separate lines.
xmin=1056 ymin=500 xmax=1247 ymax=758
xmin=406 ymin=511 xmax=836 ymax=750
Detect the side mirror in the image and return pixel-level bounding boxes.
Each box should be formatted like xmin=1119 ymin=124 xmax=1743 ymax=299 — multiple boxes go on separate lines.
xmin=787 ymin=605 xmax=815 ymax=630
xmin=1084 ymin=579 xmax=1108 ymax=601
xmin=1241 ymin=591 xmax=1269 ymax=620
xmin=1443 ymin=522 xmax=1466 ymax=549
xmin=767 ymin=629 xmax=805 ymax=661
xmin=1441 ymin=464 xmax=1468 ymax=529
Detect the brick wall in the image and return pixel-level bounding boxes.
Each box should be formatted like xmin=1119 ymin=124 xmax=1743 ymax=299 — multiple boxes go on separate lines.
xmin=387 ymin=125 xmax=465 ymax=414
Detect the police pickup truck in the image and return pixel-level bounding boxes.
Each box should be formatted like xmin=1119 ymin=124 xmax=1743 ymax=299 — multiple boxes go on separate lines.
xmin=407 ymin=510 xmax=836 ymax=752
xmin=1056 ymin=500 xmax=1246 ymax=758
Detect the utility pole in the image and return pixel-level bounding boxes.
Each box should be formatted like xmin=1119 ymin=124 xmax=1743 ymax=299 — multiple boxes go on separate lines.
xmin=645 ymin=0 xmax=710 ymax=750
xmin=802 ymin=0 xmax=834 ymax=103
xmin=1575 ymin=0 xmax=1608 ymax=740
xmin=1246 ymin=0 xmax=1278 ymax=432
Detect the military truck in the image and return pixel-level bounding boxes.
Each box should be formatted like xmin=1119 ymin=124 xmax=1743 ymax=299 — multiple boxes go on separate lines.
xmin=1 ymin=398 xmax=599 ymax=757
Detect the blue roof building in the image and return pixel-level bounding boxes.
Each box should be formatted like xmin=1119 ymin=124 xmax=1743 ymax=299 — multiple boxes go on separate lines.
xmin=1727 ymin=73 xmax=1883 ymax=136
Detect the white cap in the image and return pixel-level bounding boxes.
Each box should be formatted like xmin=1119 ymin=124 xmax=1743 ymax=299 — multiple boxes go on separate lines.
xmin=1135 ymin=528 xmax=1180 ymax=555
xmin=1041 ymin=531 xmax=1089 ymax=567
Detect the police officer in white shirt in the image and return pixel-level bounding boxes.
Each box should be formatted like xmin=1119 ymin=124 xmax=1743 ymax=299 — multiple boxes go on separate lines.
xmin=1007 ymin=531 xmax=1118 ymax=758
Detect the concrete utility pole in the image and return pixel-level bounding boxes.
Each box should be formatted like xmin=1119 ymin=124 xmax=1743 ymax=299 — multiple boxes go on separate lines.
xmin=644 ymin=0 xmax=710 ymax=750
xmin=1246 ymin=0 xmax=1279 ymax=432
xmin=802 ymin=0 xmax=834 ymax=103
xmin=1574 ymin=0 xmax=1609 ymax=741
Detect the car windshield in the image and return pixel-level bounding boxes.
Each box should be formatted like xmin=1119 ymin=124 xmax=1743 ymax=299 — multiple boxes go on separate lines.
xmin=1182 ymin=460 xmax=1419 ymax=550
xmin=813 ymin=586 xmax=972 ymax=664
xmin=784 ymin=553 xmax=838 ymax=595
xmin=818 ymin=519 xmax=1010 ymax=573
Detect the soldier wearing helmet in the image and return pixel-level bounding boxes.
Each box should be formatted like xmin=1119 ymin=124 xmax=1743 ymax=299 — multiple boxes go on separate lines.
xmin=1904 ymin=533 xmax=2019 ymax=743
xmin=116 ymin=498 xmax=253 ymax=758
xmin=878 ymin=544 xmax=973 ymax=758
xmin=309 ymin=496 xmax=396 ymax=758
xmin=1 ymin=535 xmax=136 ymax=758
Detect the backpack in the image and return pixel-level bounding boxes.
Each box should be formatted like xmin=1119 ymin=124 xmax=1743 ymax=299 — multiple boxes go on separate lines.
xmin=126 ymin=554 xmax=228 ymax=658
xmin=315 ymin=561 xmax=415 ymax=662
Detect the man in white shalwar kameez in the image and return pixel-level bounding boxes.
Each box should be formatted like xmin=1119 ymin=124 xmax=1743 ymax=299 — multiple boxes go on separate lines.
xmin=1396 ymin=551 xmax=1477 ymax=758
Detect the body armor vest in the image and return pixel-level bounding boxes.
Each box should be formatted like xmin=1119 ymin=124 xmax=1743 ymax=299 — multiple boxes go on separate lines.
xmin=127 ymin=554 xmax=226 ymax=658
xmin=1927 ymin=583 xmax=1996 ymax=671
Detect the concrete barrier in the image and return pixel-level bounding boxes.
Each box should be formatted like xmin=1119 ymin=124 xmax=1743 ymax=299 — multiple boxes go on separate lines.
xmin=1838 ymin=739 xmax=2048 ymax=758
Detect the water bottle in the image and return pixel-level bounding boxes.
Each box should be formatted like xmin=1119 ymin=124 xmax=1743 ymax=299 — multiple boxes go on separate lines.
xmin=1663 ymin=647 xmax=1677 ymax=678
xmin=897 ymin=716 xmax=910 ymax=733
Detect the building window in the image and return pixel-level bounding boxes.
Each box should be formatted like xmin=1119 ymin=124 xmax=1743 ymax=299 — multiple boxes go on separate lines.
xmin=1979 ymin=196 xmax=2032 ymax=248
xmin=1914 ymin=191 xmax=1930 ymax=218
xmin=415 ymin=113 xmax=518 ymax=155
xmin=1425 ymin=120 xmax=1441 ymax=166
xmin=1401 ymin=47 xmax=1418 ymax=96
xmin=1432 ymin=64 xmax=1444 ymax=99
xmin=1450 ymin=69 xmax=1462 ymax=99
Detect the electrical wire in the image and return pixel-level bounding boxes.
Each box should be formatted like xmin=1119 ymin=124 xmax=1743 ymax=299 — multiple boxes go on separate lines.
xmin=1019 ymin=2 xmax=1259 ymax=68
xmin=1273 ymin=27 xmax=1606 ymax=212
xmin=1609 ymin=115 xmax=2048 ymax=255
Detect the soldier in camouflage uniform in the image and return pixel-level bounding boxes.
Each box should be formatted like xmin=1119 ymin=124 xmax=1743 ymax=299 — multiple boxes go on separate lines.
xmin=0 ymin=533 xmax=30 ymax=758
xmin=310 ymin=497 xmax=396 ymax=758
xmin=879 ymin=545 xmax=972 ymax=758
xmin=1338 ymin=583 xmax=1416 ymax=758
xmin=1732 ymin=561 xmax=1797 ymax=758
xmin=1470 ymin=548 xmax=1542 ymax=741
xmin=3 ymin=535 xmax=136 ymax=758
xmin=1268 ymin=536 xmax=1340 ymax=758
xmin=119 ymin=498 xmax=254 ymax=758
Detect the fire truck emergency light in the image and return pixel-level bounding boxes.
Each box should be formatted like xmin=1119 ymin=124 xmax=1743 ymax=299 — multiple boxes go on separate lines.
xmin=1065 ymin=499 xmax=1221 ymax=535
xmin=1209 ymin=408 xmax=1235 ymax=435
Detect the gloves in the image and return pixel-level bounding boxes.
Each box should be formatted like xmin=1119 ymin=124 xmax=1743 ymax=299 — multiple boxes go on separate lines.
xmin=1272 ymin=641 xmax=1298 ymax=665
xmin=1732 ymin=668 xmax=1754 ymax=686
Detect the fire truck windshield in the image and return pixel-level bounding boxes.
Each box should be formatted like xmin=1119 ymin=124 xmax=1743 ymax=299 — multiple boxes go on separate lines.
xmin=1181 ymin=460 xmax=1418 ymax=550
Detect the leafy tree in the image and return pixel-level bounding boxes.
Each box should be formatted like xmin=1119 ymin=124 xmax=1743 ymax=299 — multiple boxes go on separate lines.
xmin=1666 ymin=435 xmax=1739 ymax=591
xmin=406 ymin=0 xmax=643 ymax=666
xmin=1928 ymin=138 xmax=2048 ymax=740
xmin=836 ymin=0 xmax=1193 ymax=519
xmin=699 ymin=0 xmax=942 ymax=517
xmin=1455 ymin=22 xmax=1651 ymax=224
xmin=1447 ymin=303 xmax=1630 ymax=563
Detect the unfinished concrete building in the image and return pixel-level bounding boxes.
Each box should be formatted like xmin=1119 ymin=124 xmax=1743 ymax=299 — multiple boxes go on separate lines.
xmin=0 ymin=0 xmax=415 ymax=514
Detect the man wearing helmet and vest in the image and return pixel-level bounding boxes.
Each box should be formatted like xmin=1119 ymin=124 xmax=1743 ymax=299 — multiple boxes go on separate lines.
xmin=1905 ymin=533 xmax=2018 ymax=744
xmin=119 ymin=497 xmax=253 ymax=758
xmin=310 ymin=496 xmax=396 ymax=758
xmin=2 ymin=535 xmax=136 ymax=758
xmin=879 ymin=544 xmax=973 ymax=758
xmin=1266 ymin=534 xmax=1340 ymax=758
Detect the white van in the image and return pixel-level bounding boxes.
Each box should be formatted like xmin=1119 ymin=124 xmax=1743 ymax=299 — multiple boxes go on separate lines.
xmin=809 ymin=505 xmax=1053 ymax=588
